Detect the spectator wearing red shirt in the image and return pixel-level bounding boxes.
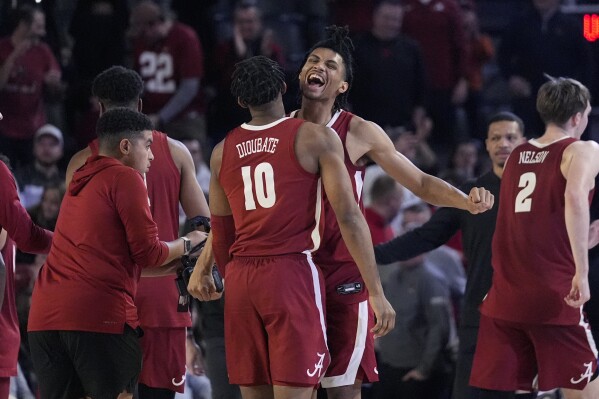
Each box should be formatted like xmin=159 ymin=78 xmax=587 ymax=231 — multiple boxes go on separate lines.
xmin=365 ymin=175 xmax=403 ymax=246
xmin=401 ymin=0 xmax=469 ymax=157
xmin=130 ymin=1 xmax=206 ymax=143
xmin=27 ymin=108 xmax=206 ymax=399
xmin=0 ymin=5 xmax=62 ymax=168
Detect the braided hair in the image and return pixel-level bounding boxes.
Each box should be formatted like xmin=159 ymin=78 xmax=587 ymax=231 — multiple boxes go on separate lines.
xmin=301 ymin=25 xmax=355 ymax=111
xmin=230 ymin=56 xmax=286 ymax=107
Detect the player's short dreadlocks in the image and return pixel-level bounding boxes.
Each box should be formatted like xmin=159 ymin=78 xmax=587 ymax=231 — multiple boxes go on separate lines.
xmin=302 ymin=25 xmax=355 ymax=111
xmin=230 ymin=56 xmax=286 ymax=107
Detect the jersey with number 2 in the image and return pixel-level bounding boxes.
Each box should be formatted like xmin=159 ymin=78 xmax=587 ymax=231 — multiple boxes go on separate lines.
xmin=219 ymin=117 xmax=323 ymax=257
xmin=482 ymin=136 xmax=592 ymax=325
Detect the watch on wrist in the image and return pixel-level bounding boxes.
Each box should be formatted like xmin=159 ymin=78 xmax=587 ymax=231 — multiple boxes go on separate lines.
xmin=182 ymin=236 xmax=191 ymax=255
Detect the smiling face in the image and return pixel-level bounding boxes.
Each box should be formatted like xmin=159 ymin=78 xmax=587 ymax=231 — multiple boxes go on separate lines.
xmin=486 ymin=120 xmax=525 ymax=168
xmin=299 ymin=47 xmax=349 ymax=103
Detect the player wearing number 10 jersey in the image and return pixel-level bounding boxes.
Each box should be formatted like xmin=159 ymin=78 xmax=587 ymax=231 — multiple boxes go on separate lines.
xmin=471 ymin=77 xmax=599 ymax=397
xmin=208 ymin=56 xmax=394 ymax=399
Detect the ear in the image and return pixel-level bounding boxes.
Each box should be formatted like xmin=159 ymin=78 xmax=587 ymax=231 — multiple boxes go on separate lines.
xmin=138 ymin=98 xmax=143 ymax=112
xmin=281 ymin=82 xmax=287 ymax=96
xmin=99 ymin=102 xmax=106 ymax=115
xmin=338 ymin=81 xmax=349 ymax=94
xmin=119 ymin=138 xmax=131 ymax=156
xmin=237 ymin=97 xmax=248 ymax=109
xmin=573 ymin=112 xmax=582 ymax=127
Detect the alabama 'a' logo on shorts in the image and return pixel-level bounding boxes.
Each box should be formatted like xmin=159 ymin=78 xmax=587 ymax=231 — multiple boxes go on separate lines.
xmin=307 ymin=352 xmax=326 ymax=377
xmin=570 ymin=361 xmax=594 ymax=385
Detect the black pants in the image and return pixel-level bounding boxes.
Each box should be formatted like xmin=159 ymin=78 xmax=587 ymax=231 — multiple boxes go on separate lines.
xmin=29 ymin=325 xmax=142 ymax=399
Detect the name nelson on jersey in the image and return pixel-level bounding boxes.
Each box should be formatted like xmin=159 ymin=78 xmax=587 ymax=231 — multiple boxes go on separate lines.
xmin=519 ymin=150 xmax=549 ymax=164
xmin=236 ymin=137 xmax=279 ymax=158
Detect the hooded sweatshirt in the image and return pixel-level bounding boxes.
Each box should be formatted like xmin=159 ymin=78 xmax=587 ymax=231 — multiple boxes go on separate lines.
xmin=28 ymin=156 xmax=169 ymax=333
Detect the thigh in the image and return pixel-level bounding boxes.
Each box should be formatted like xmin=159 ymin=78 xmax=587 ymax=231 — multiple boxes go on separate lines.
xmin=470 ymin=316 xmax=537 ymax=392
xmin=28 ymin=331 xmax=85 ymax=399
xmin=322 ymin=300 xmax=377 ymax=389
xmin=64 ymin=326 xmax=142 ymax=398
xmin=531 ymin=323 xmax=598 ymax=391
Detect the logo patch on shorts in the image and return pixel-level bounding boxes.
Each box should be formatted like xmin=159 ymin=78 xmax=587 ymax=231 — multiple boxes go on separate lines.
xmin=570 ymin=361 xmax=594 ymax=385
xmin=307 ymin=352 xmax=326 ymax=377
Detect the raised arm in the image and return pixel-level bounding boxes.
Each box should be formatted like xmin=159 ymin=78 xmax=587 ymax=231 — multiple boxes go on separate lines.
xmin=300 ymin=124 xmax=395 ymax=337
xmin=347 ymin=118 xmax=493 ymax=214
xmin=563 ymin=141 xmax=599 ymax=307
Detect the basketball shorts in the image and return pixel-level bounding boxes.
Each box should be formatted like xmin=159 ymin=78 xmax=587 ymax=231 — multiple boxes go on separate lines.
xmin=138 ymin=327 xmax=187 ymax=393
xmin=224 ymin=253 xmax=330 ymax=387
xmin=321 ymin=299 xmax=378 ymax=388
xmin=470 ymin=314 xmax=599 ymax=391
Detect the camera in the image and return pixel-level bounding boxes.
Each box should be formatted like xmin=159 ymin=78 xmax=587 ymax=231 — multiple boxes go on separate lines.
xmin=175 ymin=238 xmax=224 ymax=296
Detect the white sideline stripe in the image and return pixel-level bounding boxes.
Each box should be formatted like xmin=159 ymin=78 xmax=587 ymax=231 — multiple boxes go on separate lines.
xmin=309 ymin=178 xmax=323 ymax=252
xmin=580 ymin=308 xmax=599 ymax=358
xmin=304 ymin=251 xmax=328 ymax=354
xmin=321 ymin=300 xmax=368 ymax=388
xmin=354 ymin=171 xmax=363 ymax=202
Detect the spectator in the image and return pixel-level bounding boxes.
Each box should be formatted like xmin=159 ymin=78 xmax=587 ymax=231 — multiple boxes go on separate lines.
xmin=351 ymin=0 xmax=427 ymax=130
xmin=14 ymin=124 xmax=65 ymax=210
xmin=401 ymin=0 xmax=469 ymax=157
xmin=0 ymin=5 xmax=62 ymax=168
xmin=365 ymin=175 xmax=403 ymax=245
xmin=374 ymin=202 xmax=455 ymax=399
xmin=497 ymin=0 xmax=593 ymax=137
xmin=130 ymin=1 xmax=206 ymax=142
xmin=206 ymin=1 xmax=285 ymax=143
xmin=441 ymin=139 xmax=483 ymax=183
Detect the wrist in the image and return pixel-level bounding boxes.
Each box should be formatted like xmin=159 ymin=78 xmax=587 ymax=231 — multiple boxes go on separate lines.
xmin=181 ymin=236 xmax=191 ymax=255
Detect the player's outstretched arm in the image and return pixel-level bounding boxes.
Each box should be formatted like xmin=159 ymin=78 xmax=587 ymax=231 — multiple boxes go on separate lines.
xmin=299 ymin=123 xmax=395 ymax=337
xmin=563 ymin=141 xmax=599 ymax=308
xmin=349 ymin=117 xmax=494 ymax=214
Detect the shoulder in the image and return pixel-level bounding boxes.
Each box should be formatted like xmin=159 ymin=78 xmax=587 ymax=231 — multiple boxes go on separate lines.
xmin=565 ymin=139 xmax=599 ymax=156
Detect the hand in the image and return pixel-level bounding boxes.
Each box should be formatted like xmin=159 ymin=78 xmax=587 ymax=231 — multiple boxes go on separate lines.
xmin=369 ymin=293 xmax=396 ymax=338
xmin=260 ymin=29 xmax=274 ymax=57
xmin=589 ymin=220 xmax=599 ymax=249
xmin=451 ymin=78 xmax=469 ymax=105
xmin=233 ymin=24 xmax=247 ymax=58
xmin=11 ymin=39 xmax=33 ymax=59
xmin=185 ymin=230 xmax=208 ymax=252
xmin=186 ymin=334 xmax=206 ymax=376
xmin=187 ymin=257 xmax=222 ymax=302
xmin=508 ymin=76 xmax=532 ymax=98
xmin=564 ymin=272 xmax=590 ymax=308
xmin=44 ymin=69 xmax=61 ymax=85
xmin=466 ymin=187 xmax=494 ymax=214
xmin=402 ymin=369 xmax=426 ymax=381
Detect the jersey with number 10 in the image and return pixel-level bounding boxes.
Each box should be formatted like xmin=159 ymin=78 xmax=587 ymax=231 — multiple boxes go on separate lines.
xmin=219 ymin=117 xmax=323 ymax=257
xmin=481 ymin=136 xmax=590 ymax=325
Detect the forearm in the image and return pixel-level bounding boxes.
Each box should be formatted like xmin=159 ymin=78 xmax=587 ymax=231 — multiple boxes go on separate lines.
xmin=417 ymin=174 xmax=470 ymax=209
xmin=141 ymin=258 xmax=180 ymax=276
xmin=0 ymin=56 xmax=17 ymax=90
xmin=375 ymin=231 xmax=439 ymax=264
xmin=337 ymin=211 xmax=384 ymax=296
xmin=565 ymin=193 xmax=590 ymax=276
xmin=158 ymin=78 xmax=199 ymax=124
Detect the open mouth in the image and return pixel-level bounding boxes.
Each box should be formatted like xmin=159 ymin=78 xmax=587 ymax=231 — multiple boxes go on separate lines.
xmin=307 ymin=73 xmax=325 ymax=88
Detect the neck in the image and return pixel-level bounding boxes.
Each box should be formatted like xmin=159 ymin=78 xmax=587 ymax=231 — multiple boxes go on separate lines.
xmin=248 ymin=102 xmax=286 ymax=125
xmin=298 ymin=97 xmax=337 ymax=126
xmin=11 ymin=29 xmax=28 ymax=46
xmin=537 ymin=125 xmax=575 ymax=143
xmin=494 ymin=164 xmax=504 ymax=179
xmin=34 ymin=160 xmax=58 ymax=177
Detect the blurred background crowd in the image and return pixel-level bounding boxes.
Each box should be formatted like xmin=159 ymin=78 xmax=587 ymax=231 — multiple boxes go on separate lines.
xmin=2 ymin=0 xmax=599 ymax=398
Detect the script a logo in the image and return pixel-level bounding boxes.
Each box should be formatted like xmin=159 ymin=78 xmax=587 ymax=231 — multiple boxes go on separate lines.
xmin=307 ymin=352 xmax=326 ymax=377
xmin=570 ymin=362 xmax=594 ymax=385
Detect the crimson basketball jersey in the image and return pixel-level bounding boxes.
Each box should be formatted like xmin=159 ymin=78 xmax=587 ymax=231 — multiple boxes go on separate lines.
xmin=302 ymin=110 xmax=368 ymax=303
xmin=91 ymin=131 xmax=187 ymax=327
xmin=482 ymin=136 xmax=591 ymax=325
xmin=220 ymin=117 xmax=322 ymax=256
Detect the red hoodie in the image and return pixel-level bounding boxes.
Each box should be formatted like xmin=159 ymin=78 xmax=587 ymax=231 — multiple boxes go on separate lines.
xmin=28 ymin=156 xmax=169 ymax=333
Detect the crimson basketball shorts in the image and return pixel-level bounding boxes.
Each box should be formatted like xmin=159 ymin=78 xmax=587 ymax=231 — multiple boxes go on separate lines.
xmin=470 ymin=314 xmax=599 ymax=391
xmin=224 ymin=253 xmax=330 ymax=387
xmin=321 ymin=299 xmax=378 ymax=388
xmin=138 ymin=327 xmax=187 ymax=392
